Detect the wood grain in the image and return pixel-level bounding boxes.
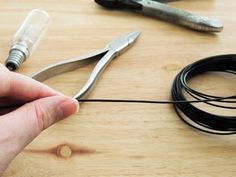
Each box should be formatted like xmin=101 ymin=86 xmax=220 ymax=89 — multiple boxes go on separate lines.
xmin=1 ymin=0 xmax=236 ymax=176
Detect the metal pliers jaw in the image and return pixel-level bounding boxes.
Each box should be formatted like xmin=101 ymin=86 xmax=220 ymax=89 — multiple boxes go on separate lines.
xmin=107 ymin=30 xmax=140 ymax=55
xmin=95 ymin=0 xmax=223 ymax=33
xmin=32 ymin=31 xmax=140 ymax=100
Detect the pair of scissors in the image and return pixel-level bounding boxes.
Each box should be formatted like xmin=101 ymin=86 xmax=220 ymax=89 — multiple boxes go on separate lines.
xmin=32 ymin=31 xmax=140 ymax=100
xmin=95 ymin=0 xmax=223 ymax=33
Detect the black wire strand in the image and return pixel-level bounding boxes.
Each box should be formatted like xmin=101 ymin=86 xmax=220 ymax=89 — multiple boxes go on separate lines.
xmin=78 ymin=96 xmax=235 ymax=104
xmin=1 ymin=55 xmax=235 ymax=135
xmin=78 ymin=54 xmax=236 ymax=135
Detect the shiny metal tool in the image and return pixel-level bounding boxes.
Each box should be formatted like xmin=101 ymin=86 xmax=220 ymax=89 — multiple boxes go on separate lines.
xmin=32 ymin=31 xmax=140 ymax=100
xmin=95 ymin=0 xmax=223 ymax=32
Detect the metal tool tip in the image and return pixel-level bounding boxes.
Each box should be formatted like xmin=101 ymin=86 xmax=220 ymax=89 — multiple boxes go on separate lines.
xmin=128 ymin=30 xmax=141 ymax=40
xmin=199 ymin=17 xmax=224 ymax=32
xmin=209 ymin=20 xmax=224 ymax=32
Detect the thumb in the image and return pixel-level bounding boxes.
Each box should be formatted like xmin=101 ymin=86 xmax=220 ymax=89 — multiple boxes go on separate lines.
xmin=1 ymin=96 xmax=79 ymax=152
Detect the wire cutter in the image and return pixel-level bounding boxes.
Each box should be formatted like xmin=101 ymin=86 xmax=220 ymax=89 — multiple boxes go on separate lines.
xmin=32 ymin=31 xmax=140 ymax=100
xmin=95 ymin=0 xmax=223 ymax=33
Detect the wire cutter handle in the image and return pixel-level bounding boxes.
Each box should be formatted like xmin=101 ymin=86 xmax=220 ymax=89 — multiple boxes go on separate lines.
xmin=73 ymin=50 xmax=116 ymax=99
xmin=32 ymin=48 xmax=114 ymax=99
xmin=32 ymin=31 xmax=140 ymax=100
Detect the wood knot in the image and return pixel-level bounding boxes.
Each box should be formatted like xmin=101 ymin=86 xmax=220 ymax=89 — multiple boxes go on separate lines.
xmin=24 ymin=143 xmax=98 ymax=158
xmin=57 ymin=144 xmax=72 ymax=158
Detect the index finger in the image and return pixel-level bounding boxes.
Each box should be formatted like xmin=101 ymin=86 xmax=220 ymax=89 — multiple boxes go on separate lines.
xmin=0 ymin=64 xmax=62 ymax=101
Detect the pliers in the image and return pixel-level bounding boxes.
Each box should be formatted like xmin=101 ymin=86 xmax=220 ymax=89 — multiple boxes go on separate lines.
xmin=32 ymin=31 xmax=140 ymax=100
xmin=95 ymin=0 xmax=223 ymax=33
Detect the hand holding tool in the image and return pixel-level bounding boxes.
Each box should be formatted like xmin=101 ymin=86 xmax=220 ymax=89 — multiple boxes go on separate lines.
xmin=95 ymin=0 xmax=223 ymax=32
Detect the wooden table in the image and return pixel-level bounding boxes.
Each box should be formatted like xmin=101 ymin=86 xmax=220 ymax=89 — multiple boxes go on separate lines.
xmin=1 ymin=0 xmax=236 ymax=176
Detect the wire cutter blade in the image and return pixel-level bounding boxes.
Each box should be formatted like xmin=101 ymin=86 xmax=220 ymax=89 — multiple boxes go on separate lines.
xmin=107 ymin=30 xmax=141 ymax=55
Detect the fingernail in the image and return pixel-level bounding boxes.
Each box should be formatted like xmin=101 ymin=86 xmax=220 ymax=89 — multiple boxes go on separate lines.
xmin=60 ymin=97 xmax=80 ymax=118
xmin=73 ymin=98 xmax=80 ymax=113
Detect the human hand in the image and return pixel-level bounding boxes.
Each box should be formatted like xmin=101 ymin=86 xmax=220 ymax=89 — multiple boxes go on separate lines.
xmin=0 ymin=64 xmax=79 ymax=175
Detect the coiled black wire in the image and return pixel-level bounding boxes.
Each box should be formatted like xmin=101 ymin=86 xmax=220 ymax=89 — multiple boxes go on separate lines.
xmin=79 ymin=54 xmax=236 ymax=135
xmin=171 ymin=54 xmax=236 ymax=135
